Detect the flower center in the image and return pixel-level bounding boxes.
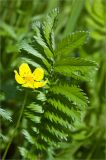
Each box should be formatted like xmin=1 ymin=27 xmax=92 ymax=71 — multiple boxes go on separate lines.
xmin=24 ymin=75 xmax=34 ymax=83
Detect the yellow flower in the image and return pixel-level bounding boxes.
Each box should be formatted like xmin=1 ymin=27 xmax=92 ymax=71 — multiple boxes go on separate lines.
xmin=14 ymin=63 xmax=47 ymax=89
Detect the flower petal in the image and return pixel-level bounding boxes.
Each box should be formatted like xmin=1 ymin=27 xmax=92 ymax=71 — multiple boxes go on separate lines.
xmin=22 ymin=82 xmax=34 ymax=89
xmin=33 ymin=68 xmax=44 ymax=81
xmin=14 ymin=70 xmax=25 ymax=84
xmin=19 ymin=63 xmax=32 ymax=77
xmin=34 ymin=80 xmax=48 ymax=88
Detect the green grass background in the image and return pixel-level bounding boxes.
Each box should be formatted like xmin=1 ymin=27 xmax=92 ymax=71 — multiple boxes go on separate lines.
xmin=0 ymin=0 xmax=106 ymax=159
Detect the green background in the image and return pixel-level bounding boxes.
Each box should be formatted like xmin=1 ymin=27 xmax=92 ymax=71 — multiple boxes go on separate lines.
xmin=0 ymin=0 xmax=106 ymax=159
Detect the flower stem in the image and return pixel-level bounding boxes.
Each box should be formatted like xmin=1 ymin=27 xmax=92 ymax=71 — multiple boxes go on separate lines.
xmin=2 ymin=92 xmax=28 ymax=160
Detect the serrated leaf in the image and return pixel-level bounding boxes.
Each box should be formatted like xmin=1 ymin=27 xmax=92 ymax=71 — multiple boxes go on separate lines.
xmin=32 ymin=21 xmax=54 ymax=59
xmin=26 ymin=103 xmax=44 ymax=114
xmin=20 ymin=40 xmax=51 ymax=69
xmin=21 ymin=57 xmax=42 ymax=68
xmin=25 ymin=112 xmax=41 ymax=123
xmin=0 ymin=108 xmax=12 ymax=122
xmin=22 ymin=130 xmax=35 ymax=144
xmin=50 ymin=85 xmax=88 ymax=109
xmin=48 ymin=99 xmax=81 ymax=122
xmin=44 ymin=111 xmax=72 ymax=129
xmin=19 ymin=147 xmax=37 ymax=160
xmin=54 ymin=58 xmax=97 ymax=81
xmin=42 ymin=8 xmax=59 ymax=48
xmin=55 ymin=31 xmax=89 ymax=57
xmin=46 ymin=125 xmax=68 ymax=140
xmin=19 ymin=40 xmax=45 ymax=59
xmin=22 ymin=130 xmax=47 ymax=150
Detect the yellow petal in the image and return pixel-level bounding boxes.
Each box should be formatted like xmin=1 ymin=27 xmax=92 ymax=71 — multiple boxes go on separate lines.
xmin=33 ymin=68 xmax=44 ymax=81
xmin=34 ymin=80 xmax=48 ymax=88
xmin=19 ymin=63 xmax=32 ymax=77
xmin=22 ymin=82 xmax=34 ymax=89
xmin=14 ymin=70 xmax=25 ymax=84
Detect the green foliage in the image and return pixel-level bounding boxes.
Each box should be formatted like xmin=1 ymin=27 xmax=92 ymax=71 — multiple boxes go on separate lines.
xmin=54 ymin=57 xmax=97 ymax=81
xmin=0 ymin=107 xmax=12 ymax=146
xmin=63 ymin=0 xmax=85 ymax=36
xmin=85 ymin=0 xmax=106 ymax=40
xmin=55 ymin=31 xmax=89 ymax=57
xmin=1 ymin=0 xmax=104 ymax=159
xmin=0 ymin=108 xmax=12 ymax=122
xmin=42 ymin=8 xmax=59 ymax=48
xmin=50 ymin=85 xmax=88 ymax=108
xmin=19 ymin=147 xmax=37 ymax=160
xmin=17 ymin=8 xmax=97 ymax=159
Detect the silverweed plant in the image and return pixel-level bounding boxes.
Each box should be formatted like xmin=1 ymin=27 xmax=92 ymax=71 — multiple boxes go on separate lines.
xmin=2 ymin=8 xmax=98 ymax=160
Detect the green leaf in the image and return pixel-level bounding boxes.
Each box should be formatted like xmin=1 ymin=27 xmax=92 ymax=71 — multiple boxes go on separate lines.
xmin=20 ymin=40 xmax=51 ymax=69
xmin=46 ymin=125 xmax=68 ymax=141
xmin=42 ymin=8 xmax=59 ymax=48
xmin=48 ymin=99 xmax=81 ymax=122
xmin=22 ymin=130 xmax=35 ymax=144
xmin=21 ymin=57 xmax=42 ymax=68
xmin=44 ymin=111 xmax=72 ymax=129
xmin=0 ymin=108 xmax=12 ymax=122
xmin=20 ymin=40 xmax=45 ymax=59
xmin=25 ymin=112 xmax=41 ymax=123
xmin=55 ymin=31 xmax=89 ymax=57
xmin=50 ymin=85 xmax=88 ymax=109
xmin=34 ymin=35 xmax=54 ymax=59
xmin=26 ymin=103 xmax=44 ymax=114
xmin=54 ymin=58 xmax=97 ymax=81
xmin=32 ymin=21 xmax=54 ymax=60
xmin=22 ymin=130 xmax=47 ymax=150
xmin=19 ymin=147 xmax=37 ymax=160
xmin=25 ymin=103 xmax=43 ymax=123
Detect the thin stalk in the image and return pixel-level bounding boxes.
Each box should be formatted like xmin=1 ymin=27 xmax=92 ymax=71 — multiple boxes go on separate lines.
xmin=2 ymin=92 xmax=28 ymax=160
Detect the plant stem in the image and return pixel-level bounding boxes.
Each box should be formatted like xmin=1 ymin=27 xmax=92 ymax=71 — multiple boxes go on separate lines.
xmin=2 ymin=92 xmax=28 ymax=160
